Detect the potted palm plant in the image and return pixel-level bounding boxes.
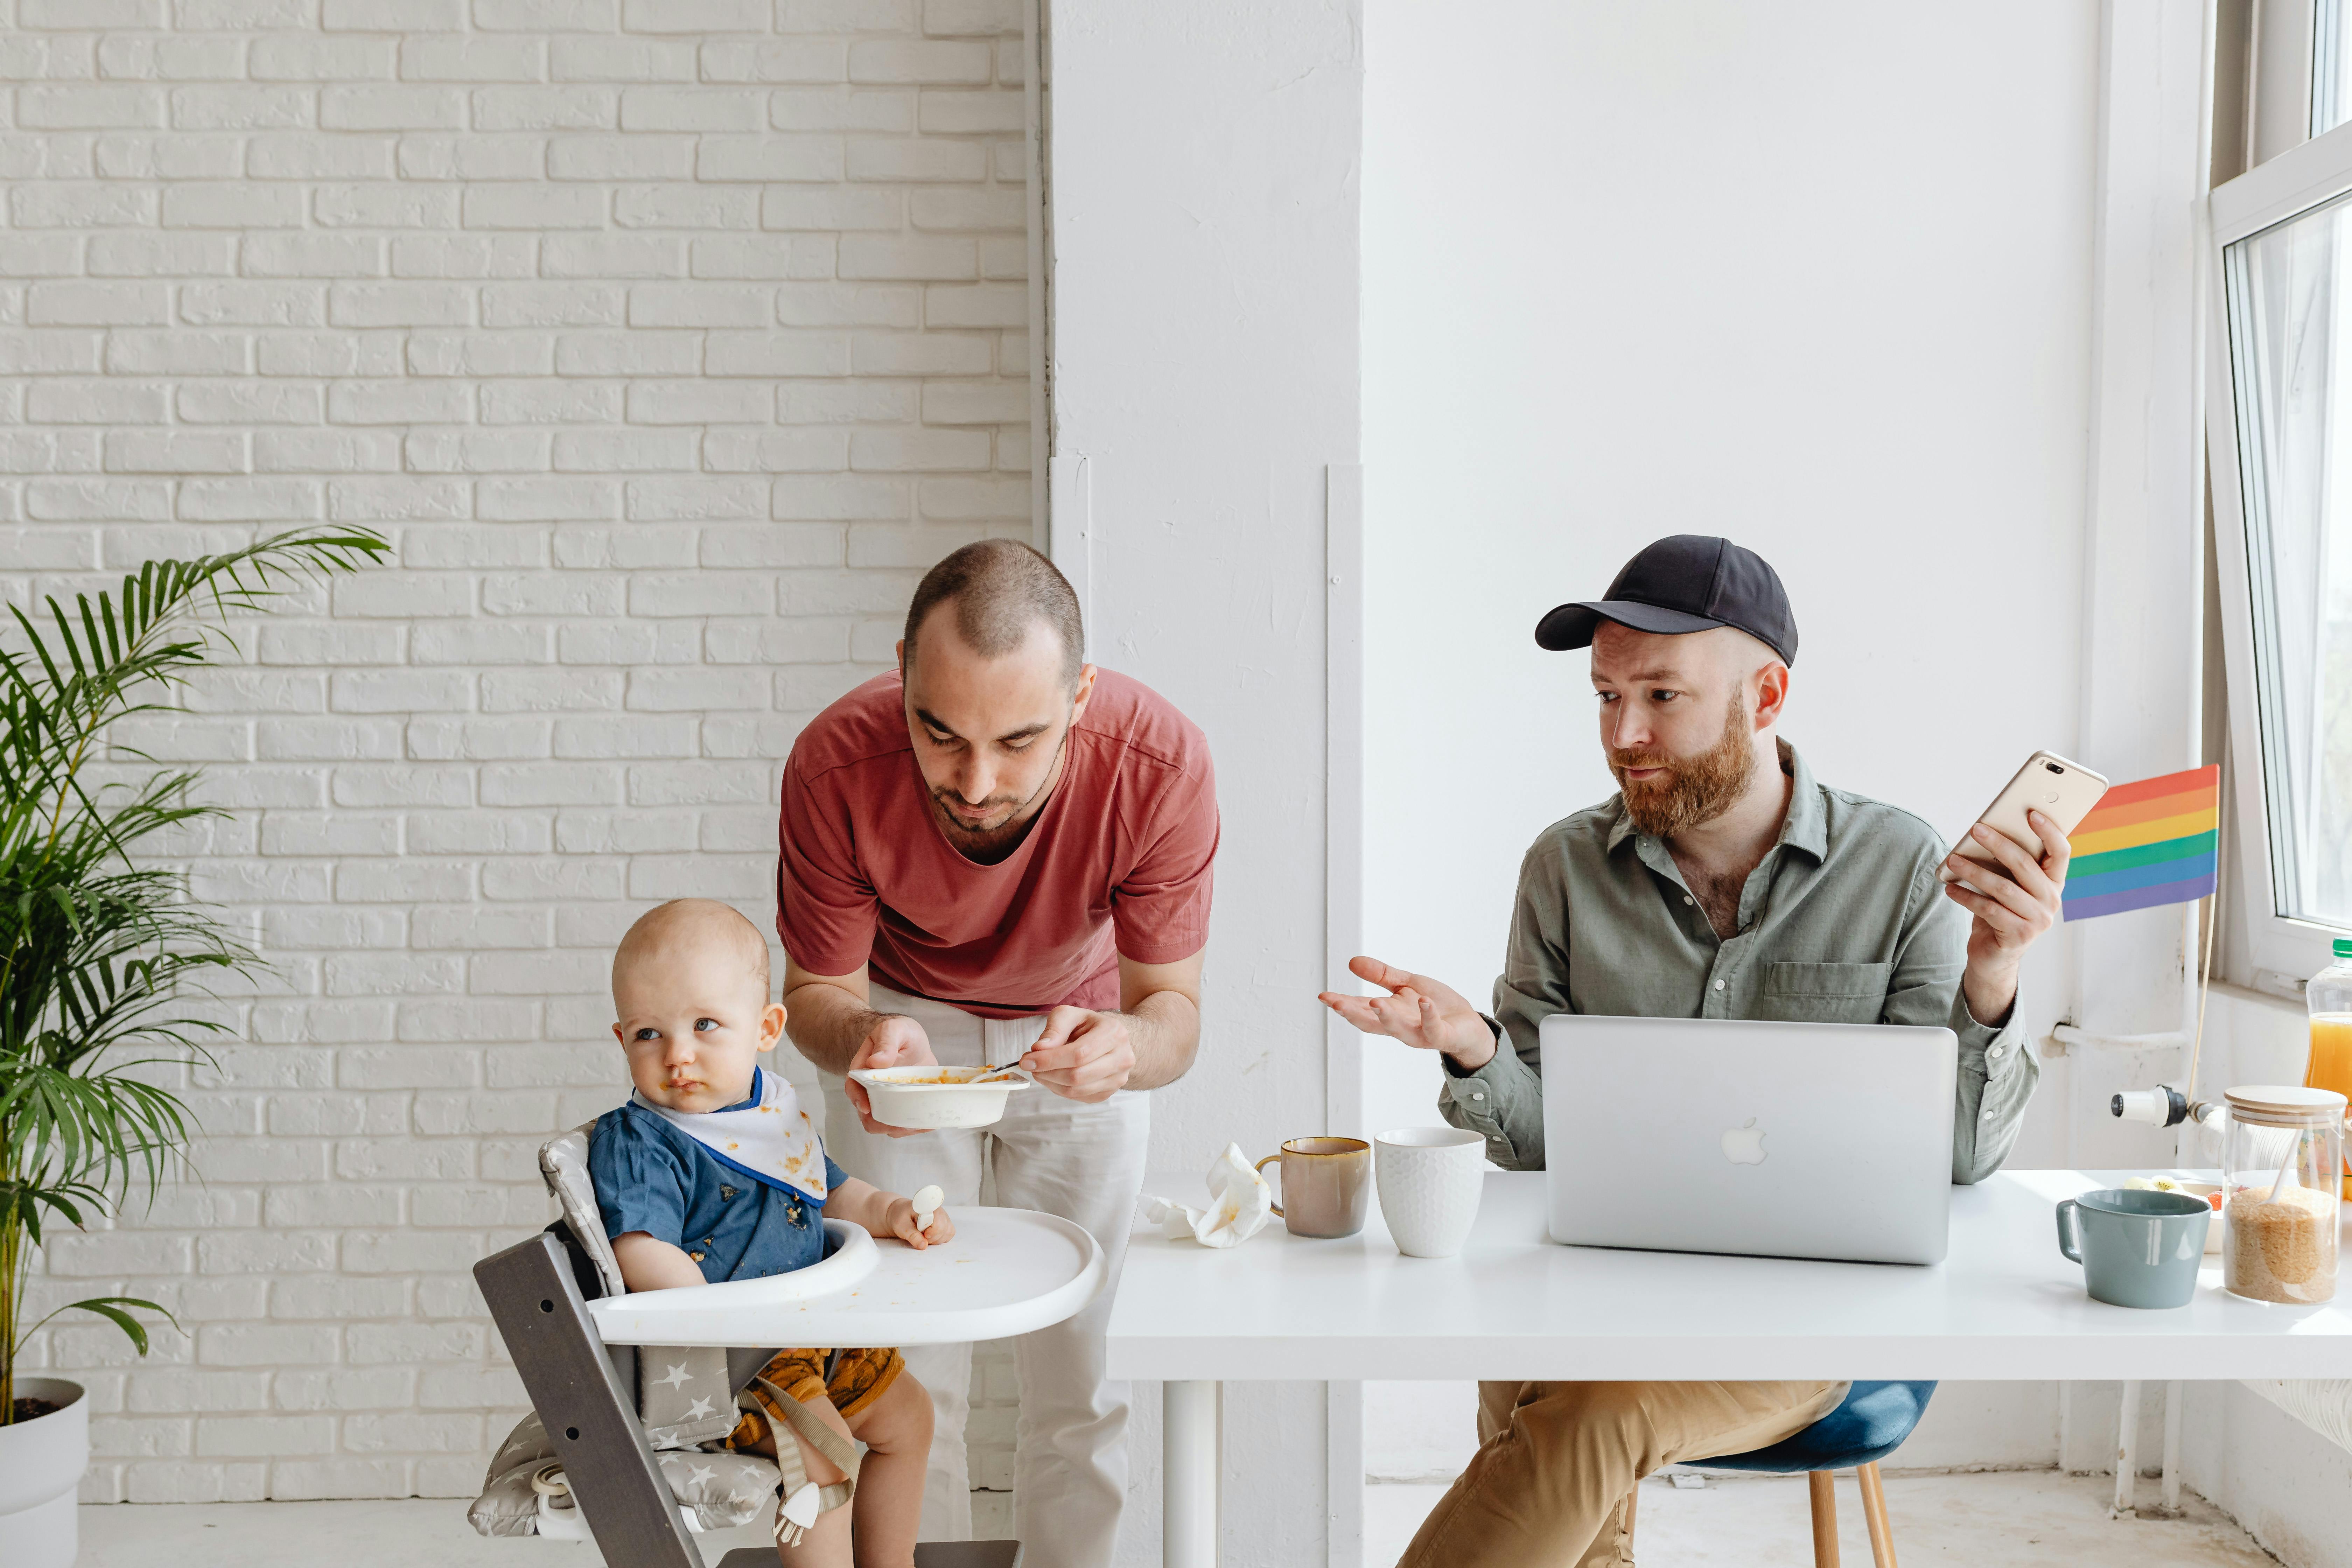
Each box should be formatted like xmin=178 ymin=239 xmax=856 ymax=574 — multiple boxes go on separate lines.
xmin=0 ymin=529 xmax=386 ymax=1565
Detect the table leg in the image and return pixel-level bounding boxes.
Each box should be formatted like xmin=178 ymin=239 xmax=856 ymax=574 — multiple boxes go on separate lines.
xmin=2112 ymin=1380 xmax=2142 ymax=1518
xmin=1164 ymin=1380 xmax=1219 ymax=1568
xmin=2160 ymin=1380 xmax=2183 ymax=1513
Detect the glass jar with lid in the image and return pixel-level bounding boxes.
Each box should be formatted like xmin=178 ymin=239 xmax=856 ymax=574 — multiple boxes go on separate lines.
xmin=2222 ymin=1085 xmax=2345 ymax=1304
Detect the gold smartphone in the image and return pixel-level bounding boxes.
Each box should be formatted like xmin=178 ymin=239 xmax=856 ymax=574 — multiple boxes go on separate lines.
xmin=1937 ymin=750 xmax=2109 ymax=883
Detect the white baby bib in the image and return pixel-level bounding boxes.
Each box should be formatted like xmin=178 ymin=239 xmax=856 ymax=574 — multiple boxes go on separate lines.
xmin=632 ymin=1065 xmax=830 ymax=1204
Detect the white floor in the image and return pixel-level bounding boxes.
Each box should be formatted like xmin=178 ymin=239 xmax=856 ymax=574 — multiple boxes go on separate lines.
xmin=76 ymin=1470 xmax=2280 ymax=1567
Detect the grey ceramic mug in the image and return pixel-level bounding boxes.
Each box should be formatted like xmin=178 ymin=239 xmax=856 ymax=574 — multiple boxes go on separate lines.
xmin=2055 ymin=1188 xmax=2213 ymax=1309
xmin=1253 ymin=1137 xmax=1371 ymax=1238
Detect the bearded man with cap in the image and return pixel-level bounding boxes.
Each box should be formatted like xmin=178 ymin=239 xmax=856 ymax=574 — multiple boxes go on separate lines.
xmin=1321 ymin=535 xmax=2066 ymax=1568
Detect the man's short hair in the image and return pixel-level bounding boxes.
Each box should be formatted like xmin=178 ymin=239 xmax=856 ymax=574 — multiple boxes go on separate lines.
xmin=903 ymin=539 xmax=1085 ymax=687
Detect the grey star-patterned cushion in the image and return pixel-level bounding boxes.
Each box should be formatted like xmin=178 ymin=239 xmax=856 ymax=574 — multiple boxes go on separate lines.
xmin=468 ymin=1410 xmax=783 ymax=1538
xmin=540 ymin=1124 xmax=625 ymax=1299
xmin=638 ymin=1345 xmax=739 ymax=1449
xmin=469 ymin=1413 xmax=560 ymax=1539
xmin=655 ymin=1448 xmax=784 ymax=1529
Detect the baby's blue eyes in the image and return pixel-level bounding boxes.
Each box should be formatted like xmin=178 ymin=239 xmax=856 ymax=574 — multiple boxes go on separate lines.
xmin=629 ymin=1019 xmax=722 ymax=1042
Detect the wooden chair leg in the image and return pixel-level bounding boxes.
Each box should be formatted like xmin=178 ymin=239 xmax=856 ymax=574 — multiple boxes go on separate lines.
xmin=1807 ymin=1471 xmax=1841 ymax=1568
xmin=1857 ymin=1462 xmax=1897 ymax=1568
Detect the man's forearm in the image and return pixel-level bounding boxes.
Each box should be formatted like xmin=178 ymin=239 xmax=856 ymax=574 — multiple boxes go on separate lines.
xmin=1116 ymin=988 xmax=1200 ymax=1091
xmin=785 ymin=980 xmax=890 ymax=1074
xmin=1961 ymin=961 xmax=2019 ymax=1032
xmin=1443 ymin=1017 xmax=1498 ymax=1072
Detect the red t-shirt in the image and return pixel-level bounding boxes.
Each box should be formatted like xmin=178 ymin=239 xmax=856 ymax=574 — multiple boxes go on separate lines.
xmin=776 ymin=668 xmax=1218 ymax=1018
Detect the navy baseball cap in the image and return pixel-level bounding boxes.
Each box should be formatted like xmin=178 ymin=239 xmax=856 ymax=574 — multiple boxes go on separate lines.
xmin=1533 ymin=535 xmax=1798 ymax=666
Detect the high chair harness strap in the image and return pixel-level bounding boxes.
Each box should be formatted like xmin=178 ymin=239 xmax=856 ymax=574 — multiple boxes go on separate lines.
xmin=746 ymin=1376 xmax=858 ymax=1547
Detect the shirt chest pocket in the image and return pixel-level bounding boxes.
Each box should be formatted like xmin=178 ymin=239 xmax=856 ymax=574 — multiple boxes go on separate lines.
xmin=1753 ymin=960 xmax=1893 ymax=1025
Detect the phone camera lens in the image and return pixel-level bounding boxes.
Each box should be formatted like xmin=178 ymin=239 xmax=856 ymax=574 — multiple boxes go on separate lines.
xmin=2044 ymin=762 xmax=2063 ymax=775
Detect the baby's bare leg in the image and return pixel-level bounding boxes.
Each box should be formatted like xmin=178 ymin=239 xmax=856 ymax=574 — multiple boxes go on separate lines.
xmin=844 ymin=1372 xmax=932 ymax=1568
xmin=742 ymin=1398 xmax=857 ymax=1568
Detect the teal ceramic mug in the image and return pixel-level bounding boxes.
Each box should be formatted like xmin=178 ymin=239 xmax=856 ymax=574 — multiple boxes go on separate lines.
xmin=2055 ymin=1188 xmax=2213 ymax=1309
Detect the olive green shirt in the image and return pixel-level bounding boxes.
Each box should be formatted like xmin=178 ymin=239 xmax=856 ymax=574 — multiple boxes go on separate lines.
xmin=1439 ymin=741 xmax=2036 ymax=1184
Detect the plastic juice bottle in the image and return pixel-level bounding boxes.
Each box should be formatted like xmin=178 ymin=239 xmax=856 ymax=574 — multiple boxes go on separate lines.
xmin=2306 ymin=937 xmax=2352 ymax=1198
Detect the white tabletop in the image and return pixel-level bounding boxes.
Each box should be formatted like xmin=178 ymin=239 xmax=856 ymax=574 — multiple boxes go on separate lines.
xmin=590 ymin=1208 xmax=1104 ymax=1348
xmin=1103 ymin=1170 xmax=2352 ymax=1382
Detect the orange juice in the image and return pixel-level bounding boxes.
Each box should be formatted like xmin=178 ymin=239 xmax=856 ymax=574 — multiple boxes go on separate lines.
xmin=2307 ymin=1013 xmax=2352 ymax=1197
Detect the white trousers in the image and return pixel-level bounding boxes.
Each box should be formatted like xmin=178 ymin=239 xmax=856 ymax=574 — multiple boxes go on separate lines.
xmin=818 ymin=984 xmax=1150 ymax=1568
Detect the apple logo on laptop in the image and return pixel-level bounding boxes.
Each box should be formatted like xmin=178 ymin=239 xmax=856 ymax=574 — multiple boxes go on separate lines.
xmin=1720 ymin=1118 xmax=1767 ymax=1166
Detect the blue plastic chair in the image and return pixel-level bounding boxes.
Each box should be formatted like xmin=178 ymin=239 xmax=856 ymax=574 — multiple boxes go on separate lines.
xmin=1626 ymin=1381 xmax=1936 ymax=1568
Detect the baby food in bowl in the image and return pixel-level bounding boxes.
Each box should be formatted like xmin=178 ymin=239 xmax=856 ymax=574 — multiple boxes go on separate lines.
xmin=2126 ymin=1175 xmax=2225 ymax=1251
xmin=849 ymin=1063 xmax=1035 ymax=1129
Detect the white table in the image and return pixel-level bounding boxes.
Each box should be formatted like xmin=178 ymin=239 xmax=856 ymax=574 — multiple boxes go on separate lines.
xmin=1105 ymin=1170 xmax=2352 ymax=1567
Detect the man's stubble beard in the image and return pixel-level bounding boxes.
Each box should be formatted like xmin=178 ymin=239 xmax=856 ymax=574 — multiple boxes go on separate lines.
xmin=1609 ymin=689 xmax=1757 ymax=840
xmin=924 ymin=726 xmax=1070 ymax=864
xmin=927 ymin=792 xmax=1033 ymax=862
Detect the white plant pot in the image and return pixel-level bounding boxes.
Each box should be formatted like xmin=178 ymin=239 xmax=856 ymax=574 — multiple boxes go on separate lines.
xmin=0 ymin=1378 xmax=88 ymax=1568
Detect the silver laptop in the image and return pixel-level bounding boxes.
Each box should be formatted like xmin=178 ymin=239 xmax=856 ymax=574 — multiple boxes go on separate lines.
xmin=1540 ymin=1014 xmax=1958 ymax=1266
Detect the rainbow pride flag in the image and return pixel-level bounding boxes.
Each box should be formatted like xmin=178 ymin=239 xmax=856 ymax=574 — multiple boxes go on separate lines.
xmin=2060 ymin=764 xmax=2219 ymax=921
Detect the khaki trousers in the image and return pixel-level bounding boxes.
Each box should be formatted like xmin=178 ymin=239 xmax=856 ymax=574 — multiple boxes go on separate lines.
xmin=1397 ymin=1380 xmax=1846 ymax=1568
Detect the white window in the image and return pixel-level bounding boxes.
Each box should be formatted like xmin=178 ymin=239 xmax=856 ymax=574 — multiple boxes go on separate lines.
xmin=2209 ymin=122 xmax=2352 ymax=978
xmin=2320 ymin=0 xmax=2352 ymax=137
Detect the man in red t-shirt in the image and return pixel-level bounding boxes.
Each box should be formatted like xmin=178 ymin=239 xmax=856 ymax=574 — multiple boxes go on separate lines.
xmin=777 ymin=539 xmax=1217 ymax=1567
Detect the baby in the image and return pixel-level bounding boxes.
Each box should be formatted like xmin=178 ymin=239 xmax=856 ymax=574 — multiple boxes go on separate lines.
xmin=589 ymin=898 xmax=948 ymax=1568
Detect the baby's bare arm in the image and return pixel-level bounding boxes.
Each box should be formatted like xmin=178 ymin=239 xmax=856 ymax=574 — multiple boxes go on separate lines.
xmin=611 ymin=1231 xmax=707 ymax=1291
xmin=822 ymin=1177 xmax=955 ymax=1249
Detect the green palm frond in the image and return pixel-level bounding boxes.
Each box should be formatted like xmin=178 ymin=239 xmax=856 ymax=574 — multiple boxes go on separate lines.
xmin=22 ymin=1297 xmax=178 ymax=1357
xmin=1 ymin=526 xmax=387 ymax=1423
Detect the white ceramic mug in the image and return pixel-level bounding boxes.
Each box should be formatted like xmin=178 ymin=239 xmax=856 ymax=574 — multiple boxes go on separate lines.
xmin=1374 ymin=1126 xmax=1486 ymax=1258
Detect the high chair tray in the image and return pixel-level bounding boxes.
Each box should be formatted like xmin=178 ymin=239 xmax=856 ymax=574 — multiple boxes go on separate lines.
xmin=587 ymin=1207 xmax=1105 ymax=1348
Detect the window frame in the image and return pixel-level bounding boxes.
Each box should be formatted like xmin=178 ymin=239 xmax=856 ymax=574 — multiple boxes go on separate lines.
xmin=2316 ymin=0 xmax=2346 ymax=139
xmin=2206 ymin=117 xmax=2352 ymax=984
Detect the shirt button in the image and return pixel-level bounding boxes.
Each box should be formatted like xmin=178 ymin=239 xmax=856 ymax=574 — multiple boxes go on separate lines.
xmin=1982 ymin=1109 xmax=1995 ymax=1120
xmin=1684 ymin=895 xmax=1694 ymax=905
xmin=1990 ymin=1046 xmax=2004 ymax=1059
xmin=1713 ymin=980 xmax=1725 ymax=991
xmin=1471 ymin=1091 xmax=1485 ymax=1101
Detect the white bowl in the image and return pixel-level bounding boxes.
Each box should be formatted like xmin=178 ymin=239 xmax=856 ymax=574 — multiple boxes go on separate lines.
xmin=2127 ymin=1175 xmax=2226 ymax=1252
xmin=849 ymin=1064 xmax=1035 ymax=1129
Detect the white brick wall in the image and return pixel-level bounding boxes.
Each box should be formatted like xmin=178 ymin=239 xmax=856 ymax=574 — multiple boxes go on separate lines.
xmin=0 ymin=0 xmax=1034 ymax=1505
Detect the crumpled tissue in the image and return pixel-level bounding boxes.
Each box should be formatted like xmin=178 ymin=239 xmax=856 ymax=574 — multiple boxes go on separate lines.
xmin=1142 ymin=1142 xmax=1274 ymax=1248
